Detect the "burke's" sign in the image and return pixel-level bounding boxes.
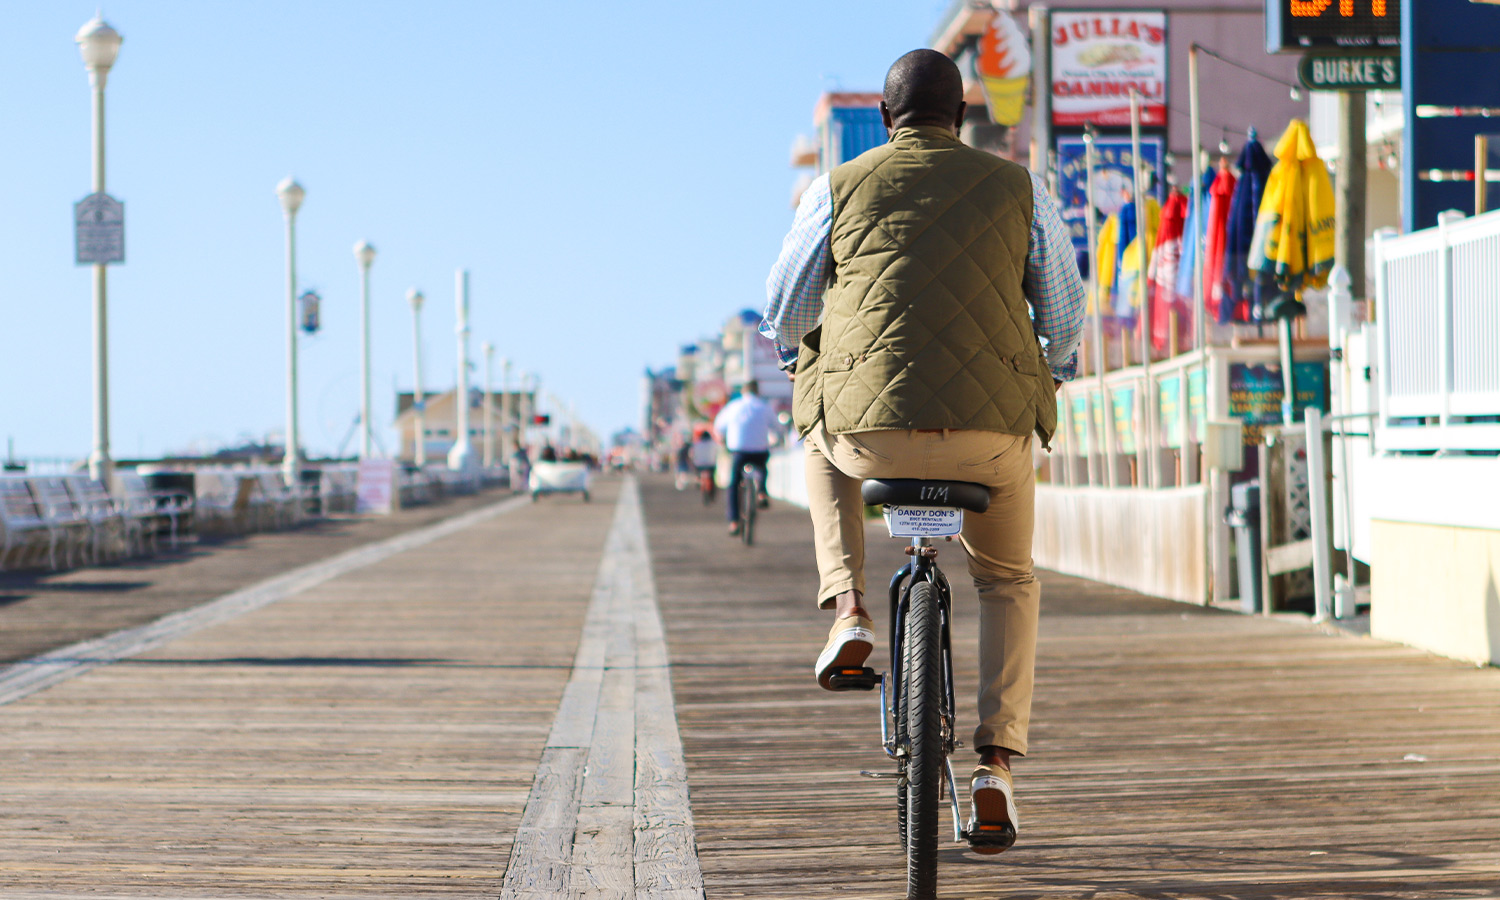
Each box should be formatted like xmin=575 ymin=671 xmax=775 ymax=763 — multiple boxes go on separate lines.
xmin=1297 ymin=53 xmax=1400 ymax=90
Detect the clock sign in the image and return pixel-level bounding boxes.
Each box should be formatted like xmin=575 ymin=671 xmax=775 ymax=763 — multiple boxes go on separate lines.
xmin=1266 ymin=0 xmax=1400 ymax=53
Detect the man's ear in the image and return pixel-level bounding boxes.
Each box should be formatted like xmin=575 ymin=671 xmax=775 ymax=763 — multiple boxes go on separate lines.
xmin=952 ymin=101 xmax=967 ymax=136
xmin=880 ymin=101 xmax=893 ymax=134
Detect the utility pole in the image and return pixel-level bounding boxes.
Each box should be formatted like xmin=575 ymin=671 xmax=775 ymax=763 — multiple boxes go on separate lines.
xmin=1028 ymin=5 xmax=1051 ymax=176
xmin=1335 ymin=91 xmax=1367 ymax=306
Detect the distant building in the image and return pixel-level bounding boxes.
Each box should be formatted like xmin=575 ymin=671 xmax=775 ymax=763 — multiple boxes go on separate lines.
xmin=393 ymin=388 xmax=530 ymax=463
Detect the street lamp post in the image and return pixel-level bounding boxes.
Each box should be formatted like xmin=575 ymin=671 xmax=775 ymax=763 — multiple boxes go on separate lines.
xmin=501 ymin=357 xmax=514 ymax=461
xmin=76 ymin=16 xmax=122 ymax=486
xmin=447 ymin=269 xmax=473 ymax=471
xmin=353 ymin=240 xmax=377 ymax=458
xmin=482 ymin=341 xmax=495 ymax=468
xmin=407 ymin=289 xmax=426 ymax=467
xmin=276 ymin=178 xmax=305 ymax=486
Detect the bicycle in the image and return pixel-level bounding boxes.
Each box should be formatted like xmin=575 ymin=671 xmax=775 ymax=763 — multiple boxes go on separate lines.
xmin=736 ymin=461 xmax=764 ymax=546
xmin=698 ymin=467 xmax=717 ymax=505
xmin=825 ymin=477 xmax=1003 ymax=899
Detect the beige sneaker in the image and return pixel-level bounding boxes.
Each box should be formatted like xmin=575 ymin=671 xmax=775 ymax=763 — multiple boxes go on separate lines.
xmin=967 ymin=763 xmax=1018 ymax=854
xmin=814 ymin=614 xmax=875 ymax=690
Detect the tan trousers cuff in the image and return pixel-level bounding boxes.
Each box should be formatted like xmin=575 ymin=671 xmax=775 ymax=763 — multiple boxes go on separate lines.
xmin=973 ymin=724 xmax=1028 ymax=757
xmin=817 ymin=578 xmax=862 ymax=610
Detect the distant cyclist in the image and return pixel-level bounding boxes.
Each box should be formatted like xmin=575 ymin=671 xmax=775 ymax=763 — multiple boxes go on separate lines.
xmin=712 ymin=380 xmax=774 ymax=536
xmin=690 ymin=427 xmax=719 ymax=495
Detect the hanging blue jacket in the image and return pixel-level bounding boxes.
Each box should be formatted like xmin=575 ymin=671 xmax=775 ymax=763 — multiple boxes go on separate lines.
xmin=1221 ymin=138 xmax=1272 ymax=323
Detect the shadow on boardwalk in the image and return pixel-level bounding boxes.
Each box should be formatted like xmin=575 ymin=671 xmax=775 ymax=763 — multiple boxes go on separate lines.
xmin=639 ymin=473 xmax=1500 ymax=900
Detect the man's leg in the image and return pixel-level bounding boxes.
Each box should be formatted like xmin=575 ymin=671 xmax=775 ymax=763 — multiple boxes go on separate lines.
xmin=748 ymin=452 xmax=771 ymax=506
xmin=802 ymin=431 xmax=865 ymax=608
xmin=725 ymin=451 xmax=745 ymax=526
xmin=954 ymin=435 xmax=1039 ymax=759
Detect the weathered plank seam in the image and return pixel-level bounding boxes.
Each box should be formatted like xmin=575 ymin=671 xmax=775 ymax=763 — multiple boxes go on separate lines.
xmin=620 ymin=478 xmax=706 ymax=897
xmin=0 ymin=493 xmax=533 ymax=708
xmin=503 ymin=477 xmax=703 ymax=899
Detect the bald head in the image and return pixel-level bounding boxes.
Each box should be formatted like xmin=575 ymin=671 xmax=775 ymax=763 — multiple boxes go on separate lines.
xmin=881 ymin=49 xmax=965 ymax=132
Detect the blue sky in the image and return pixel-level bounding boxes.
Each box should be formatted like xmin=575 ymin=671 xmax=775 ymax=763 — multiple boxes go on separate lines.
xmin=0 ymin=1 xmax=949 ymax=461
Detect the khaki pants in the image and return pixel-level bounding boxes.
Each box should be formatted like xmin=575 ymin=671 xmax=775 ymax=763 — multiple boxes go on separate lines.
xmin=804 ymin=423 xmax=1039 ymax=755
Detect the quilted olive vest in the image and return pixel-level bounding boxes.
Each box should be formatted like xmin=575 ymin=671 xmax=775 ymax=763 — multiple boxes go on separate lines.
xmin=792 ymin=126 xmax=1056 ymax=445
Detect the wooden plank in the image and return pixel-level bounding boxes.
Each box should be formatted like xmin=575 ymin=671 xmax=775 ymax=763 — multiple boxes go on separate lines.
xmin=1268 ymin=537 xmax=1315 ymax=575
xmin=0 ymin=492 xmax=532 ymax=707
xmin=0 ymin=480 xmax=622 ymax=898
xmin=569 ymin=804 xmax=634 ymax=898
xmin=511 ymin=477 xmax=703 ymax=898
xmin=579 ymin=672 xmax=635 ymax=808
xmin=638 ymin=472 xmax=1500 ymax=899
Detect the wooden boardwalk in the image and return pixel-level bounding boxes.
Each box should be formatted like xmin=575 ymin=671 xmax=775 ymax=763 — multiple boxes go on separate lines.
xmin=0 ymin=472 xmax=1498 ymax=898
xmin=639 ymin=475 xmax=1500 ymax=900
xmin=0 ymin=482 xmax=619 ymax=898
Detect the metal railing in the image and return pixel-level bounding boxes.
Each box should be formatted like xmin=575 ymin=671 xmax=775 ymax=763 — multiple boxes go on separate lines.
xmin=1375 ymin=210 xmax=1500 ymax=452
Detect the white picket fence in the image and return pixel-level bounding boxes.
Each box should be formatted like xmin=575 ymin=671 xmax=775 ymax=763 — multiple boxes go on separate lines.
xmin=1375 ymin=209 xmax=1500 ymax=452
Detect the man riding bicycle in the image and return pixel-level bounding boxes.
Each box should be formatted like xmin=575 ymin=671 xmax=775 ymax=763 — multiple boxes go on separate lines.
xmin=762 ymin=50 xmax=1085 ymax=852
xmin=712 ymin=380 xmax=775 ymax=537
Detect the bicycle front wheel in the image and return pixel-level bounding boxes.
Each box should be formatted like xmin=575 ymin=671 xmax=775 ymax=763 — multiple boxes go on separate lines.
xmin=904 ymin=579 xmax=943 ymax=898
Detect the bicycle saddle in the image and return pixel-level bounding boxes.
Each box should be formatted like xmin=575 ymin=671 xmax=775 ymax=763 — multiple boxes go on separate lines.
xmin=860 ymin=479 xmax=990 ymax=514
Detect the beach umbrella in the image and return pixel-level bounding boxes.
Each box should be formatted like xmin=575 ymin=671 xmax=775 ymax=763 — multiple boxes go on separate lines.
xmin=1110 ymin=196 xmax=1161 ymax=320
xmin=1221 ymin=135 xmax=1272 ymax=322
xmin=1249 ymin=118 xmax=1337 ymax=308
xmin=1173 ymin=169 xmax=1216 ymax=311
xmin=1093 ymin=213 xmax=1118 ymax=317
xmin=1203 ymin=166 xmax=1238 ymax=323
xmin=1149 ymin=190 xmax=1188 ymax=353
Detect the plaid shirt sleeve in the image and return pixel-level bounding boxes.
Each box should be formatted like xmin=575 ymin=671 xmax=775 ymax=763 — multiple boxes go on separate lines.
xmin=1025 ymin=171 xmax=1087 ymax=382
xmin=761 ymin=174 xmax=832 ymax=368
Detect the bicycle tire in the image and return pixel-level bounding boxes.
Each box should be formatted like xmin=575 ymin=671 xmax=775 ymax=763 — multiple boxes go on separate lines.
xmin=896 ymin=661 xmax=909 ymax=850
xmin=904 ymin=580 xmax=943 ymax=899
xmin=740 ymin=472 xmax=756 ymax=546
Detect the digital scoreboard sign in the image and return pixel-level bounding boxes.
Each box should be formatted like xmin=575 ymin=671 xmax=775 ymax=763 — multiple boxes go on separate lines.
xmin=1266 ymin=0 xmax=1400 ymax=52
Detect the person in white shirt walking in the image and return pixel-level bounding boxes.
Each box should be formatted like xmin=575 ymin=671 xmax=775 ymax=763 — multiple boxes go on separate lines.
xmin=712 ymin=381 xmax=775 ymax=536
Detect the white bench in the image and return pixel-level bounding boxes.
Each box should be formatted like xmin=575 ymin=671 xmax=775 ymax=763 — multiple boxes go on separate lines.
xmin=25 ymin=477 xmax=90 ymax=569
xmin=0 ymin=477 xmax=49 ymax=570
xmin=63 ymin=475 xmax=128 ymax=563
xmin=114 ymin=472 xmax=194 ymax=549
xmin=194 ymin=470 xmax=255 ymax=536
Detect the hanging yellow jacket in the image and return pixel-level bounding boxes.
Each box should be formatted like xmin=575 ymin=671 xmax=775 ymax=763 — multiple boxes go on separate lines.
xmin=1249 ymin=119 xmax=1336 ymax=291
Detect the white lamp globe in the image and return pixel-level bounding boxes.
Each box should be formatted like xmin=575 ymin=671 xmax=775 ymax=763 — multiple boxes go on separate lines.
xmin=76 ymin=17 xmax=123 ymax=78
xmin=354 ymin=240 xmax=377 ymax=268
xmin=276 ymin=178 xmax=305 ymax=216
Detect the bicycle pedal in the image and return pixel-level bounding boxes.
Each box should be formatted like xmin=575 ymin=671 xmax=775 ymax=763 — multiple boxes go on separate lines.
xmin=826 ymin=666 xmax=880 ymax=691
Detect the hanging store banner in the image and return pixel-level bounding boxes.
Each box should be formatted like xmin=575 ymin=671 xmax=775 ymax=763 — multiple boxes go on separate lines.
xmin=1055 ymin=135 xmax=1163 ymax=251
xmin=1051 ymin=11 xmax=1168 ymax=127
xmin=975 ymin=12 xmax=1032 ymax=127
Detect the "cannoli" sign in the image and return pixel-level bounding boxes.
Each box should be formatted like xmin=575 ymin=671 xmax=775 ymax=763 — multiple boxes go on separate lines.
xmin=1050 ymin=11 xmax=1168 ymax=127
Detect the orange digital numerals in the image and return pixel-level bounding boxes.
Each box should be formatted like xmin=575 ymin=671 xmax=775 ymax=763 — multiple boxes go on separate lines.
xmin=1290 ymin=0 xmax=1386 ymax=15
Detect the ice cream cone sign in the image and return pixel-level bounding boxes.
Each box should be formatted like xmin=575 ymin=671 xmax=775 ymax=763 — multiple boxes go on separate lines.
xmin=976 ymin=10 xmax=1032 ymax=127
